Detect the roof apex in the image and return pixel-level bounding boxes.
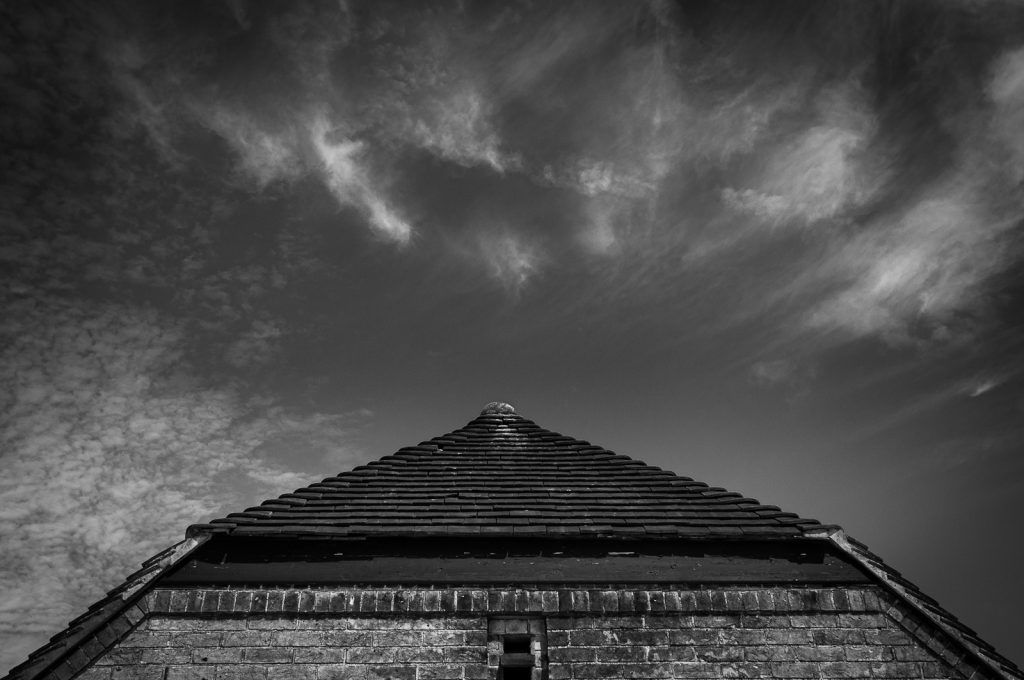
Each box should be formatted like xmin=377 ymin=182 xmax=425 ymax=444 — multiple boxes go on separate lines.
xmin=480 ymin=401 xmax=516 ymax=415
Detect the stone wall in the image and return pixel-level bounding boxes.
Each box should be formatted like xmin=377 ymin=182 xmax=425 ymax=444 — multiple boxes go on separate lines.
xmin=68 ymin=587 xmax=976 ymax=680
xmin=546 ymin=613 xmax=947 ymax=679
xmin=85 ymin=615 xmax=488 ymax=680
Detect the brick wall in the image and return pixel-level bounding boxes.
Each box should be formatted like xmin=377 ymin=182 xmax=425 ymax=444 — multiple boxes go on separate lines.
xmin=546 ymin=614 xmax=949 ymax=679
xmin=83 ymin=616 xmax=488 ymax=680
xmin=68 ymin=587 xmax=974 ymax=680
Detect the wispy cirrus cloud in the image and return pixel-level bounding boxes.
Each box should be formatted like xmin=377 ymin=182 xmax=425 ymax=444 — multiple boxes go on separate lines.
xmin=722 ymin=81 xmax=881 ymax=226
xmin=309 ymin=113 xmax=413 ymax=245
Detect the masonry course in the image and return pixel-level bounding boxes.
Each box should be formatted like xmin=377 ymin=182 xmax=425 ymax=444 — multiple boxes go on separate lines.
xmin=65 ymin=584 xmax=968 ymax=680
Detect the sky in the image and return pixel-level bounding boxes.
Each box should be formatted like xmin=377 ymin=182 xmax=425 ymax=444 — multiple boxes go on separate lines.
xmin=1 ymin=0 xmax=1024 ymax=672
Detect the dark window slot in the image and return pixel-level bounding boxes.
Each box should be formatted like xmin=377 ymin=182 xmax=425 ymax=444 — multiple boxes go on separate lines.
xmin=503 ymin=635 xmax=532 ymax=654
xmin=501 ymin=668 xmax=532 ymax=680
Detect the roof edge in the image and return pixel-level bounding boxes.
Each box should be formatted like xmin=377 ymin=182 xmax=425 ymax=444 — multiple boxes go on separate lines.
xmin=2 ymin=535 xmax=209 ymax=680
xmin=814 ymin=527 xmax=1023 ymax=680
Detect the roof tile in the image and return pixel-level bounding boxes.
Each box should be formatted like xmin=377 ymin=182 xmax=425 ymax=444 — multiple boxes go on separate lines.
xmin=194 ymin=410 xmax=824 ymax=540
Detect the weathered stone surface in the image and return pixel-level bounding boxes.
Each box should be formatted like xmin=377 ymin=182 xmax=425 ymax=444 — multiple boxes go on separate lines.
xmin=72 ymin=586 xmax=975 ymax=680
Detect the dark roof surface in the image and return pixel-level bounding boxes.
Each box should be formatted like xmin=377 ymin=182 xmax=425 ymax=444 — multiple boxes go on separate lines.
xmin=190 ymin=405 xmax=829 ymax=540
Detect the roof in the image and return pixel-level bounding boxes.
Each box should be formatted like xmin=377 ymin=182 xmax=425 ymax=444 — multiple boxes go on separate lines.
xmin=4 ymin=402 xmax=1021 ymax=680
xmin=189 ymin=403 xmax=829 ymax=539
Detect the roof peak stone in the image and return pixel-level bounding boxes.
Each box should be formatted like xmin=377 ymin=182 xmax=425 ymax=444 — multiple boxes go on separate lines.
xmin=480 ymin=401 xmax=515 ymax=415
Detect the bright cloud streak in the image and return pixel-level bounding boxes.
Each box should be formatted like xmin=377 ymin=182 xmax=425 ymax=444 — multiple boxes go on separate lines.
xmin=722 ymin=82 xmax=879 ymax=225
xmin=310 ymin=114 xmax=412 ymax=245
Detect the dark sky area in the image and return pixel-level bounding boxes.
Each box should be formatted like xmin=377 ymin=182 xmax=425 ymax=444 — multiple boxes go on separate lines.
xmin=2 ymin=0 xmax=1024 ymax=671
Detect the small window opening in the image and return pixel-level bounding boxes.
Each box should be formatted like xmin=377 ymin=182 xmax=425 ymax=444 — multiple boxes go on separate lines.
xmin=503 ymin=636 xmax=531 ymax=654
xmin=490 ymin=618 xmax=546 ymax=680
xmin=501 ymin=668 xmax=532 ymax=680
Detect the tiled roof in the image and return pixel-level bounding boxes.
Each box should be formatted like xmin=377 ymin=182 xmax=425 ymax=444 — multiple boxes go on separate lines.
xmin=189 ymin=405 xmax=829 ymax=540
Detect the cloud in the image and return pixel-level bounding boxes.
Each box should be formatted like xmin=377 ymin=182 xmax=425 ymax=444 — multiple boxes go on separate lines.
xmin=722 ymin=81 xmax=880 ymax=226
xmin=0 ymin=295 xmax=369 ymax=675
xmin=401 ymin=85 xmax=516 ymax=173
xmin=476 ymin=230 xmax=542 ymax=291
xmin=989 ymin=45 xmax=1024 ymax=182
xmin=309 ymin=113 xmax=413 ymax=245
xmin=803 ymin=165 xmax=1018 ymax=345
xmin=198 ymin=105 xmax=303 ymax=188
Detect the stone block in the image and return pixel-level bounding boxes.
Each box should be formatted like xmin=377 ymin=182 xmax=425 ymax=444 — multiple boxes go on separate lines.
xmin=372 ymin=630 xmax=421 ymax=647
xmin=767 ymin=662 xmax=819 ymax=678
xmin=719 ymin=629 xmax=765 ymax=645
xmin=420 ymin=631 xmax=464 ymax=646
xmin=173 ymin=633 xmax=227 ymax=648
xmin=568 ymin=630 xmax=604 ymax=646
xmin=693 ymin=647 xmax=744 ymax=662
xmin=242 ymin=648 xmax=293 ymax=664
xmin=192 ymin=648 xmax=243 ymax=664
xmin=668 ymin=629 xmax=718 ymax=646
xmin=444 ymin=647 xmax=486 ymax=663
xmin=395 ymin=647 xmax=446 ymax=663
xmin=875 ymin=662 xmax=937 ymax=678
xmin=646 ymin=646 xmax=696 ymax=662
xmin=316 ymin=664 xmax=363 ymax=680
xmin=744 ymin=646 xmax=793 ymax=662
xmin=234 ymin=592 xmax=254 ymax=614
xmin=763 ymin=629 xmax=813 ymax=645
xmin=548 ymin=647 xmax=597 ymax=663
xmin=818 ymin=662 xmax=871 ymax=678
xmin=722 ymin=663 xmax=766 ymax=679
xmin=593 ymin=646 xmax=647 ymax=663
xmin=463 ymin=665 xmax=492 ymax=680
xmin=267 ymin=666 xmax=317 ymax=680
xmin=791 ymin=646 xmax=844 ymax=662
xmin=215 ymin=666 xmax=267 ymax=680
xmin=547 ymin=665 xmax=571 ymax=680
xmin=292 ymin=648 xmax=347 ymax=664
xmin=110 ymin=666 xmax=165 ymax=680
xmin=574 ymin=663 xmax=674 ymax=679
xmin=164 ymin=667 xmax=210 ymax=680
xmin=862 ymin=630 xmax=910 ymax=646
xmin=845 ymin=646 xmax=891 ymax=662
xmin=363 ymin=665 xmax=417 ymax=680
xmin=347 ymin=647 xmax=397 ymax=664
xmin=322 ymin=631 xmax=373 ymax=646
xmin=812 ymin=629 xmax=865 ymax=645
xmin=667 ymin=663 xmax=719 ymax=679
xmin=416 ymin=664 xmax=465 ymax=680
xmin=273 ymin=631 xmax=325 ymax=647
xmin=216 ymin=591 xmax=237 ymax=612
xmin=140 ymin=648 xmax=193 ymax=664
xmin=215 ymin=631 xmax=267 ymax=648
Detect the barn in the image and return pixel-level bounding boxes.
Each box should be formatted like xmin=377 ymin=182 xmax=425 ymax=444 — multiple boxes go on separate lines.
xmin=5 ymin=402 xmax=1019 ymax=680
